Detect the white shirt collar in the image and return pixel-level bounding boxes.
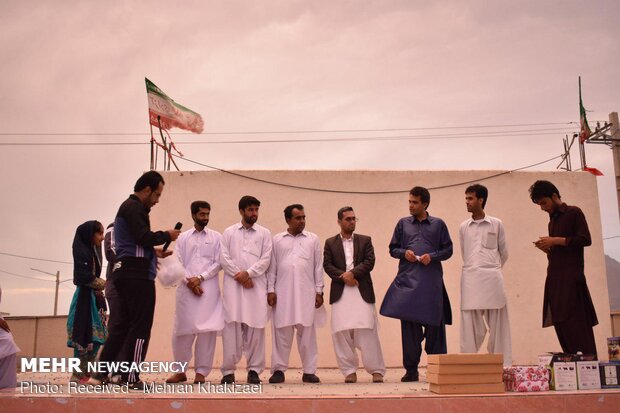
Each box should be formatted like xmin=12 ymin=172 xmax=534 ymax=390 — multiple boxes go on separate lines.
xmin=467 ymin=215 xmax=492 ymax=226
xmin=283 ymin=230 xmax=307 ymax=238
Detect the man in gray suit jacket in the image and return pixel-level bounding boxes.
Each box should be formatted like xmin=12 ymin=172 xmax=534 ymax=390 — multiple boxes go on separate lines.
xmin=324 ymin=206 xmax=386 ymax=383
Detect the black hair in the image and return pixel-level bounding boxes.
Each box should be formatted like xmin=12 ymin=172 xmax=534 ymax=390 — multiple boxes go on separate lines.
xmin=529 ymin=180 xmax=561 ymax=203
xmin=191 ymin=200 xmax=211 ymax=214
xmin=409 ymin=186 xmax=431 ymax=209
xmin=284 ymin=204 xmax=304 ymax=220
xmin=465 ymin=184 xmax=488 ymax=209
xmin=134 ymin=171 xmax=164 ymax=192
xmin=337 ymin=206 xmax=354 ymax=220
xmin=239 ymin=195 xmax=260 ymax=210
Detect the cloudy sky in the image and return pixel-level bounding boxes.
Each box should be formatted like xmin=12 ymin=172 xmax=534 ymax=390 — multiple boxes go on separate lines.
xmin=1 ymin=0 xmax=619 ymax=316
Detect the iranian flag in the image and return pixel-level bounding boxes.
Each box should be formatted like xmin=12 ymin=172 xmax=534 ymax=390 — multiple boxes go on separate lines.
xmin=578 ymin=76 xmax=591 ymax=143
xmin=145 ymin=77 xmax=204 ymax=133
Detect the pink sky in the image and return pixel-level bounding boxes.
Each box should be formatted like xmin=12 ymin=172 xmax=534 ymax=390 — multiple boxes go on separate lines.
xmin=0 ymin=0 xmax=619 ymax=316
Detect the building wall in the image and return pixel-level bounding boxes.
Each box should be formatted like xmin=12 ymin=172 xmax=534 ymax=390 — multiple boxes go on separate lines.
xmin=7 ymin=316 xmax=72 ymax=358
xmin=139 ymin=170 xmax=611 ymax=368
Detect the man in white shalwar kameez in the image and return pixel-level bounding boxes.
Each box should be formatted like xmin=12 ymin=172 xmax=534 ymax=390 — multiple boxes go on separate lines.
xmin=323 ymin=207 xmax=385 ymax=383
xmin=459 ymin=184 xmax=512 ymax=366
xmin=220 ymin=195 xmax=272 ymax=384
xmin=267 ymin=204 xmax=324 ymax=384
xmin=166 ymin=201 xmax=224 ymax=384
xmin=0 ymin=286 xmax=20 ymax=389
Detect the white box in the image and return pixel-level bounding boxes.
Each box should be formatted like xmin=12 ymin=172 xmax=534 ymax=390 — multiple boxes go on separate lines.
xmin=553 ymin=362 xmax=578 ymax=391
xmin=576 ymin=361 xmax=601 ymax=390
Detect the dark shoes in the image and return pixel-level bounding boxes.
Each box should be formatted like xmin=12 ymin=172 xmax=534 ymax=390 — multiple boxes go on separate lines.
xmin=269 ymin=370 xmax=285 ymax=384
xmin=247 ymin=370 xmax=262 ymax=384
xmin=344 ymin=373 xmax=357 ymax=383
xmin=372 ymin=373 xmax=384 ymax=383
xmin=302 ymin=373 xmax=320 ymax=383
xmin=220 ymin=374 xmax=235 ymax=384
xmin=194 ymin=373 xmax=206 ymax=384
xmin=401 ymin=371 xmax=419 ymax=382
xmin=166 ymin=373 xmax=187 ymax=383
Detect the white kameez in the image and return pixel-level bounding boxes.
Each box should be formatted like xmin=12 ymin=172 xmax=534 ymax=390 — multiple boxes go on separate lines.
xmin=220 ymin=223 xmax=272 ymax=328
xmin=267 ymin=231 xmax=324 ymax=329
xmin=267 ymin=231 xmax=323 ymax=374
xmin=459 ymin=215 xmax=512 ymax=366
xmin=174 ymin=227 xmax=225 ymax=336
xmin=331 ymin=286 xmax=377 ymax=333
xmin=459 ymin=216 xmax=508 ymax=310
xmin=331 ymin=236 xmax=376 ymax=333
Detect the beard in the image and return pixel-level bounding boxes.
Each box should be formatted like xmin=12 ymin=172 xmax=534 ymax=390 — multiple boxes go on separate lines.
xmin=243 ymin=215 xmax=257 ymax=225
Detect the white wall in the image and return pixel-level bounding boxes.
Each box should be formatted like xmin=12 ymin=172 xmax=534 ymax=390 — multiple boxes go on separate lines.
xmin=146 ymin=170 xmax=611 ymax=367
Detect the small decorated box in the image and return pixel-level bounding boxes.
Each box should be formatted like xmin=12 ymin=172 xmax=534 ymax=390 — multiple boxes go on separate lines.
xmin=503 ymin=366 xmax=550 ymax=392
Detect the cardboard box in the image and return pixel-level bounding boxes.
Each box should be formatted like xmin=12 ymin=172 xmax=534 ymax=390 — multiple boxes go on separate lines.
xmin=427 ymin=353 xmax=504 ymax=365
xmin=599 ymin=362 xmax=620 ymax=388
xmin=576 ymin=361 xmax=601 ymax=390
xmin=427 ymin=363 xmax=503 ymax=375
xmin=429 ymin=382 xmax=505 ymax=394
xmin=427 ymin=372 xmax=502 ymax=385
xmin=538 ymin=353 xmax=580 ymax=390
xmin=553 ymin=362 xmax=578 ymax=391
xmin=503 ymin=366 xmax=549 ymax=392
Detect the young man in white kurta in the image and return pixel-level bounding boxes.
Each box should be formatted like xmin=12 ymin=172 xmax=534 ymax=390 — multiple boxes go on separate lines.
xmin=267 ymin=204 xmax=324 ymax=383
xmin=220 ymin=195 xmax=272 ymax=384
xmin=459 ymin=184 xmax=512 ymax=366
xmin=167 ymin=201 xmax=224 ymax=384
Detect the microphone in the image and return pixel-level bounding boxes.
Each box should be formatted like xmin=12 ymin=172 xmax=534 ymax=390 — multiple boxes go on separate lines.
xmin=163 ymin=222 xmax=182 ymax=251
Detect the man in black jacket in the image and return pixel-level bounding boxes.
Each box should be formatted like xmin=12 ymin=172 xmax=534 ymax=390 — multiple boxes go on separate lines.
xmin=91 ymin=171 xmax=180 ymax=389
xmin=323 ymin=206 xmax=385 ymax=383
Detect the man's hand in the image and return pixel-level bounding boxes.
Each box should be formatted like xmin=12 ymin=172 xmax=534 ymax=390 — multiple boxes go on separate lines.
xmin=167 ymin=229 xmax=181 ymax=241
xmin=241 ymin=278 xmax=254 ymax=289
xmin=419 ymin=253 xmax=431 ymax=266
xmin=191 ymin=285 xmax=204 ymax=296
xmin=155 ymin=248 xmax=173 ymax=259
xmin=405 ymin=250 xmax=418 ymax=263
xmin=340 ymin=271 xmax=359 ymax=286
xmin=534 ymin=236 xmax=564 ymax=253
xmin=187 ymin=277 xmax=202 ymax=290
xmin=234 ymin=271 xmax=250 ymax=284
xmin=267 ymin=292 xmax=277 ymax=307
xmin=315 ymin=293 xmax=324 ymax=308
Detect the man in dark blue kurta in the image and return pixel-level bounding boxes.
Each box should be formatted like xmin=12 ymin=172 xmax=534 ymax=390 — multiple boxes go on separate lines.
xmin=380 ymin=186 xmax=453 ymax=382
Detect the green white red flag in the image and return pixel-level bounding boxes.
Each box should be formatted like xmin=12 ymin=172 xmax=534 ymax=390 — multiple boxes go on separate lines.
xmin=145 ymin=77 xmax=204 ymax=133
xmin=578 ymin=76 xmax=591 ymax=143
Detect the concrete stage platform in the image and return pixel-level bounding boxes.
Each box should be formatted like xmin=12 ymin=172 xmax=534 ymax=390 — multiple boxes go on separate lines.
xmin=2 ymin=368 xmax=619 ymax=413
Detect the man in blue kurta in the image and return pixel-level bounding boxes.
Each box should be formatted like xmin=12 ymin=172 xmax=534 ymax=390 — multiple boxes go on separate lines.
xmin=380 ymin=186 xmax=453 ymax=382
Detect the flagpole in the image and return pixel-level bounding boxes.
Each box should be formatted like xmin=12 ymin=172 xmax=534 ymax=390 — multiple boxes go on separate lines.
xmin=157 ymin=116 xmax=168 ymax=171
xmin=149 ymin=123 xmax=155 ymax=170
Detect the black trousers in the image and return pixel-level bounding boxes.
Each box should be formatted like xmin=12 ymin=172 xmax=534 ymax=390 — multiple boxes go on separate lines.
xmin=98 ymin=277 xmax=156 ymax=383
xmin=104 ymin=278 xmax=123 ymax=372
xmin=553 ymin=312 xmax=597 ymax=356
xmin=401 ymin=320 xmax=447 ymax=375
